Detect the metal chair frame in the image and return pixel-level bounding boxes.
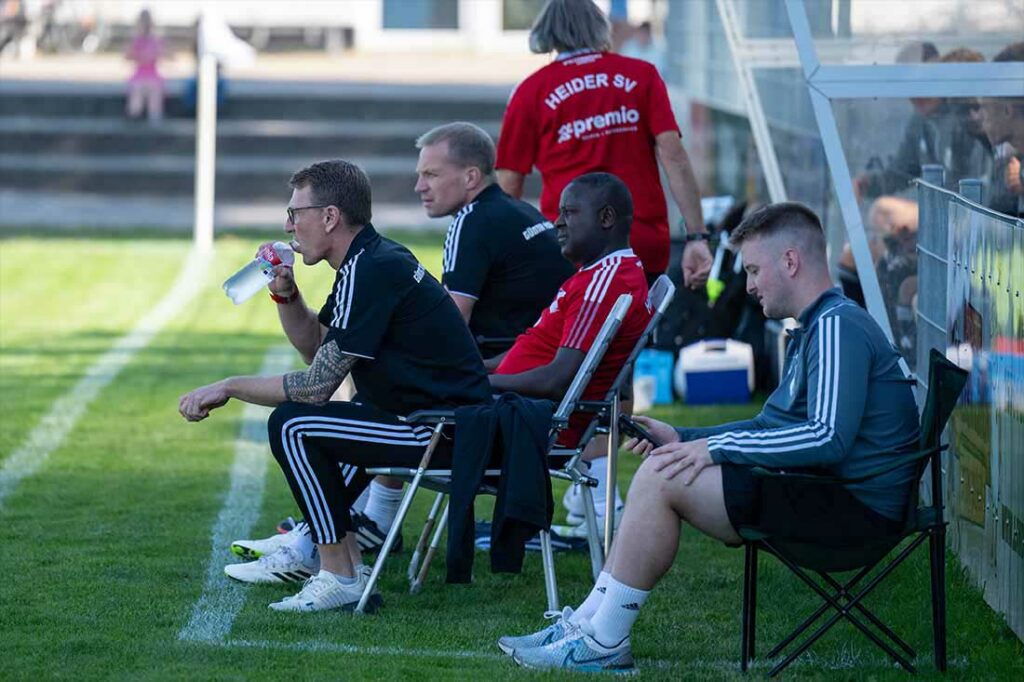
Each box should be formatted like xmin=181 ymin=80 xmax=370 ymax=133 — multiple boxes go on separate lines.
xmin=355 ymin=293 xmax=634 ymax=613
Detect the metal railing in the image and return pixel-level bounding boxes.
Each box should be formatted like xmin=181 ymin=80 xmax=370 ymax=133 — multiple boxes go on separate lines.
xmin=916 ymin=165 xmax=1023 ymax=641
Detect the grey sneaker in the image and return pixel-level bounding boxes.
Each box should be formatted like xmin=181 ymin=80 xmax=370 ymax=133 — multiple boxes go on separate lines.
xmin=497 ymin=606 xmax=575 ymax=655
xmin=512 ymin=621 xmax=636 ymax=674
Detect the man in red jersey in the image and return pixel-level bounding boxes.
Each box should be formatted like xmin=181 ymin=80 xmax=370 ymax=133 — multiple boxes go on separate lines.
xmin=487 ymin=172 xmax=651 ymax=448
xmin=496 ymin=0 xmax=711 ymax=287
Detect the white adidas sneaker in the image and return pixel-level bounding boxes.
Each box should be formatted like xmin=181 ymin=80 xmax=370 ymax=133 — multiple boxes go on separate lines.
xmin=224 ymin=545 xmax=319 ymax=584
xmin=231 ymin=521 xmax=309 ymax=560
xmin=268 ymin=568 xmax=382 ymax=613
xmin=552 ymin=505 xmax=624 ymax=540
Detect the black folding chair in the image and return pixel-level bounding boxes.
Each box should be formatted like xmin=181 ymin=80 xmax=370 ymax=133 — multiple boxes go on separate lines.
xmin=738 ymin=348 xmax=968 ymax=675
xmin=355 ymin=294 xmax=635 ymax=613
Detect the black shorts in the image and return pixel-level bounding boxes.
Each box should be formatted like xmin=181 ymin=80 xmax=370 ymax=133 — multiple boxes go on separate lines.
xmin=721 ymin=463 xmax=904 ymax=544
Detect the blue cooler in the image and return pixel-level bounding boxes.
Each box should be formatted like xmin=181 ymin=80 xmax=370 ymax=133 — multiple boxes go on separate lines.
xmin=674 ymin=339 xmax=754 ymax=405
xmin=633 ymin=348 xmax=675 ymax=406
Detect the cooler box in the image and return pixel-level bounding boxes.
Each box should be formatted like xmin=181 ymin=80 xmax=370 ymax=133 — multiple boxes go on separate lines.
xmin=632 ymin=348 xmax=675 ymax=411
xmin=675 ymin=339 xmax=754 ymax=405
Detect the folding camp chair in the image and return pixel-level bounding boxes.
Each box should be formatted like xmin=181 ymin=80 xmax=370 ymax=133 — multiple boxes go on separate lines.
xmin=555 ymin=274 xmax=676 ymax=556
xmin=355 ymin=293 xmax=635 ymax=614
xmin=738 ymin=349 xmax=968 ymax=676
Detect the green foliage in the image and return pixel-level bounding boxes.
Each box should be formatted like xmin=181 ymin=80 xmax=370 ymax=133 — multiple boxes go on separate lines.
xmin=0 ymin=235 xmax=1020 ymax=679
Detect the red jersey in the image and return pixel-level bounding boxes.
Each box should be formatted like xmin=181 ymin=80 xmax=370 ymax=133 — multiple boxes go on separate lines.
xmin=497 ymin=51 xmax=680 ymax=274
xmin=495 ymin=249 xmax=652 ymax=446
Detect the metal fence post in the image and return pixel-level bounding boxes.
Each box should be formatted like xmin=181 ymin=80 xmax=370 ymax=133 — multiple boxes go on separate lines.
xmin=958 ymin=179 xmax=983 ymax=205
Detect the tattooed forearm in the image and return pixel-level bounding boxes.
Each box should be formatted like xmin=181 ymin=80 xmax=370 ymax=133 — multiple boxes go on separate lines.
xmin=283 ymin=342 xmax=357 ymax=404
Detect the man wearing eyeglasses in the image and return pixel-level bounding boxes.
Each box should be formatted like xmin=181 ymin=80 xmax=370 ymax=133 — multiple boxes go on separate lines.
xmin=179 ymin=160 xmax=493 ymax=612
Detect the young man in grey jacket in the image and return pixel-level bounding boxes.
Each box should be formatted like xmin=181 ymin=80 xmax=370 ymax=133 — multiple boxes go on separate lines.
xmin=499 ymin=201 xmax=920 ymax=674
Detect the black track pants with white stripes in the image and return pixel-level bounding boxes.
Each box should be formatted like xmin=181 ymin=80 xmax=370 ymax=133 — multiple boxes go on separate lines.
xmin=267 ymin=400 xmax=448 ymax=546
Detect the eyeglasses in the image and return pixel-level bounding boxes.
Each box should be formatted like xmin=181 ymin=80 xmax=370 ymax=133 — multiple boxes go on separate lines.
xmin=286 ymin=205 xmax=328 ymax=224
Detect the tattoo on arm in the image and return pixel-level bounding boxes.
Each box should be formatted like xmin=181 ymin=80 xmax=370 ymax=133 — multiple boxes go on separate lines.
xmin=283 ymin=342 xmax=357 ymax=404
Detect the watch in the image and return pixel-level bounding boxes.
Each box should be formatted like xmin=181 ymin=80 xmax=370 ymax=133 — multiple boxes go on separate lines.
xmin=682 ymin=231 xmax=711 ymax=243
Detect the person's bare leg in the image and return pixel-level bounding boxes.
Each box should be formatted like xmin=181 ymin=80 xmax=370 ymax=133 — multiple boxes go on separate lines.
xmin=318 ymin=540 xmax=356 ymax=577
xmin=344 ymin=532 xmax=364 ymax=569
xmin=146 ymin=83 xmax=163 ymax=122
xmin=126 ymin=85 xmax=143 ymax=118
xmin=376 ymin=475 xmax=402 ymax=490
xmin=604 ymin=460 xmax=739 ymax=590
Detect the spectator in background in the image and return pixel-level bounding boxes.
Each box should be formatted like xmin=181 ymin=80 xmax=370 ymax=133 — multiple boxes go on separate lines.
xmin=181 ymin=18 xmax=227 ymax=118
xmin=854 ymin=41 xmax=943 ymax=200
xmin=496 ymin=0 xmax=711 ymax=289
xmin=620 ymin=22 xmax=666 ymax=75
xmin=979 ymin=41 xmax=1024 ymax=217
xmin=125 ymin=9 xmax=164 ymax=123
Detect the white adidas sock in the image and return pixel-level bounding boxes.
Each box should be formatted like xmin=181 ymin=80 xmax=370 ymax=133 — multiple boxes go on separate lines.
xmin=588 ymin=575 xmax=649 ymax=647
xmin=364 ymin=479 xmax=403 ymax=530
xmin=351 ymin=486 xmax=370 ymax=514
xmin=570 ymin=571 xmax=612 ymax=624
xmin=588 ymin=457 xmax=623 ymax=519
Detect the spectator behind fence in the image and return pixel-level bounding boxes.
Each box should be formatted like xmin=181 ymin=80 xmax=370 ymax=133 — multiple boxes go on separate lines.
xmin=125 ymin=9 xmax=165 ymax=123
xmin=979 ymin=42 xmax=1024 ymax=217
xmin=497 ymin=202 xmax=920 ymax=674
xmin=495 ymin=0 xmax=711 ymax=288
xmin=619 ymin=22 xmax=666 ymax=75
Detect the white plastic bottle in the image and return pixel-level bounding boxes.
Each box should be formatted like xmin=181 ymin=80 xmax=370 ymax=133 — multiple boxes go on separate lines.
xmin=223 ymin=241 xmax=295 ymax=305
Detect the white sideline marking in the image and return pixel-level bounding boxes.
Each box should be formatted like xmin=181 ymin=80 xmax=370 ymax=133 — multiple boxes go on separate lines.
xmin=225 ymin=638 xmax=506 ymax=661
xmin=178 ymin=345 xmax=294 ymax=643
xmin=0 ymin=249 xmax=213 ymax=510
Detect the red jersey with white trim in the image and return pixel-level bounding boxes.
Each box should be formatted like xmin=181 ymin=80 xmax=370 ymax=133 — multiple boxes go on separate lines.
xmin=495 ymin=249 xmax=651 ymax=446
xmin=496 ymin=51 xmax=680 ymax=274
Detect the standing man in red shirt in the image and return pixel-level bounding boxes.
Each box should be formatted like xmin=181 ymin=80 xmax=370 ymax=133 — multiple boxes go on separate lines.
xmin=496 ymin=0 xmax=712 ymax=288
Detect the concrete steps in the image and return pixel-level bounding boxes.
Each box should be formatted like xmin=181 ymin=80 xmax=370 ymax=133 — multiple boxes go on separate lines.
xmin=0 ymin=78 xmax=540 ymax=226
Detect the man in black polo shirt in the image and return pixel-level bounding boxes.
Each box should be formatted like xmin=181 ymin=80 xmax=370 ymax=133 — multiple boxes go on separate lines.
xmin=416 ymin=121 xmax=574 ymax=357
xmin=179 ymin=160 xmax=492 ymax=612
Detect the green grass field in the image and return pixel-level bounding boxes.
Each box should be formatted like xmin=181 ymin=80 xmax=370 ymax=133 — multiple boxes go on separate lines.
xmin=1 ymin=232 xmax=1021 ymax=680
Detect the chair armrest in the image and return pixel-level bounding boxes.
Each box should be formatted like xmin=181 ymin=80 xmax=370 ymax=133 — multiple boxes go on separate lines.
xmin=750 ymin=445 xmax=946 ymax=485
xmin=475 ymin=336 xmax=517 ymax=348
xmin=403 ymin=409 xmax=456 ymax=424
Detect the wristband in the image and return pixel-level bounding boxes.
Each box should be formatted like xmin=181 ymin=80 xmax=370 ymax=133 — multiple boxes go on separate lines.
xmin=270 ymin=289 xmax=300 ymax=304
xmin=682 ymin=231 xmax=711 ymax=243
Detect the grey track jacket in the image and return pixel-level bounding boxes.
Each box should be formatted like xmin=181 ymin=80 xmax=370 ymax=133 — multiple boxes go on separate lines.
xmin=677 ymin=288 xmax=920 ymax=520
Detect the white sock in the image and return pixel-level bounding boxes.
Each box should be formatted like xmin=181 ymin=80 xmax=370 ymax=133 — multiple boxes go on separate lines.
xmin=588 ymin=575 xmax=649 ymax=647
xmin=351 ymin=486 xmax=370 ymax=514
xmin=320 ymin=568 xmax=358 ymax=586
xmin=285 ymin=525 xmax=317 ymax=564
xmin=570 ymin=571 xmax=612 ymax=624
xmin=588 ymin=457 xmax=623 ymax=518
xmin=364 ymin=480 xmax=403 ymax=530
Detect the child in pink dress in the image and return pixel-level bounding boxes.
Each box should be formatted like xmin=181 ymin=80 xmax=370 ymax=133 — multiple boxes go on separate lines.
xmin=125 ymin=10 xmax=164 ymax=123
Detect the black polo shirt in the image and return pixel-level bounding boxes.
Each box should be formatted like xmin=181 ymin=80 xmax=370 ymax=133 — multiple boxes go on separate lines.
xmin=317 ymin=224 xmax=492 ymax=415
xmin=441 ymin=184 xmax=574 ymax=353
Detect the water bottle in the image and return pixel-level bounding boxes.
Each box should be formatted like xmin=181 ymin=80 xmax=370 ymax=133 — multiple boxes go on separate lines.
xmin=223 ymin=241 xmax=295 ymax=305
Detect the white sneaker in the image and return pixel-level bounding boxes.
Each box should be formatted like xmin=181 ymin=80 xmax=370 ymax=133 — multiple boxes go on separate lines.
xmin=552 ymin=505 xmax=624 ymax=539
xmin=224 ymin=544 xmax=319 ymax=584
xmin=562 ymin=485 xmax=586 ymax=518
xmin=268 ymin=568 xmax=382 ymax=613
xmin=231 ymin=521 xmax=309 ymax=560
